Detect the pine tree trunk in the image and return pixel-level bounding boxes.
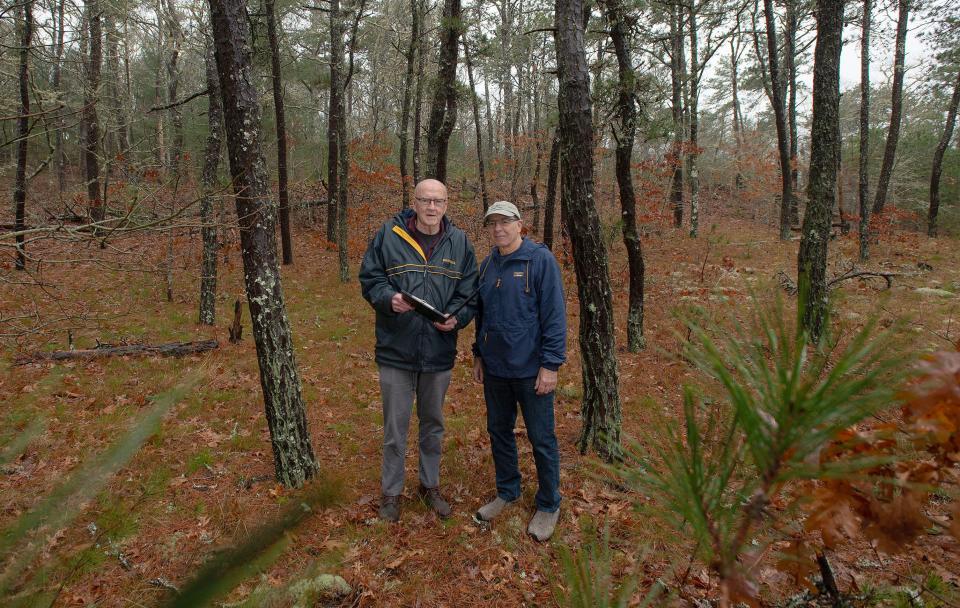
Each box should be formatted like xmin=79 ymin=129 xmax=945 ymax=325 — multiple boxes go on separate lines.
xmin=164 ymin=0 xmax=183 ymax=303
xmin=928 ymin=68 xmax=960 ymax=237
xmin=412 ymin=8 xmax=426 ymax=185
xmin=872 ymin=0 xmax=909 ymax=216
xmin=53 ymin=0 xmax=65 ymax=198
xmin=84 ymin=0 xmax=103 ymax=223
xmin=266 ymin=0 xmax=293 ymax=265
xmin=786 ymin=0 xmax=799 ymax=223
xmin=858 ymin=0 xmax=871 ymax=261
xmin=763 ymin=0 xmax=793 ymax=240
xmin=463 ymin=32 xmax=490 ymax=211
xmin=730 ymin=34 xmax=744 ymax=191
xmin=13 ymin=0 xmax=32 ymax=271
xmin=425 ymin=0 xmax=461 ymax=183
xmin=207 ymin=0 xmax=318 ymax=488
xmin=602 ymin=0 xmax=645 ymax=352
xmin=798 ymin=0 xmax=843 ymax=344
xmin=556 ymin=0 xmax=622 ymax=462
xmin=199 ymin=43 xmax=223 ymax=326
xmin=669 ymin=1 xmax=684 ymax=227
xmin=543 ymin=129 xmax=560 ymax=250
xmin=327 ymin=0 xmax=345 ymax=243
xmin=398 ymin=0 xmax=419 ymax=209
xmin=687 ymin=2 xmax=700 ymax=238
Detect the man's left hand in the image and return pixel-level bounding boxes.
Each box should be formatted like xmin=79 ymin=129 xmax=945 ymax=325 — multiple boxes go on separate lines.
xmin=535 ymin=367 xmax=558 ymax=395
xmin=433 ymin=315 xmax=458 ymax=332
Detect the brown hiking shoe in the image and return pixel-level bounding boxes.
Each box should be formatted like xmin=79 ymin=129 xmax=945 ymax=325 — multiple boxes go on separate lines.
xmin=379 ymin=494 xmax=400 ymax=522
xmin=418 ymin=485 xmax=452 ymax=518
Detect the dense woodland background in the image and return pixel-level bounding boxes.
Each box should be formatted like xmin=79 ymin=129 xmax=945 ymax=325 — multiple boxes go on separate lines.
xmin=2 ymin=0 xmax=960 ymax=605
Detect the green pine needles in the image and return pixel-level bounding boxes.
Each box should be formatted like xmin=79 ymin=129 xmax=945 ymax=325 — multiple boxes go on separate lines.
xmin=620 ymin=297 xmax=909 ymax=606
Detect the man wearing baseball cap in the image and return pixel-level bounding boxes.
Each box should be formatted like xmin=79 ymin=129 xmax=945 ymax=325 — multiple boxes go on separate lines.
xmin=472 ymin=201 xmax=567 ymax=541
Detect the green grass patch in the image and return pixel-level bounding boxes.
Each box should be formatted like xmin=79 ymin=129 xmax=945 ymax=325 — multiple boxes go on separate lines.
xmin=187 ymin=449 xmax=215 ymax=474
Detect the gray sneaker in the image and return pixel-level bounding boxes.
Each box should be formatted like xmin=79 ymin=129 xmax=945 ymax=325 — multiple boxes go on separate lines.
xmin=474 ymin=496 xmax=517 ymax=523
xmin=379 ymin=494 xmax=400 ymax=522
xmin=418 ymin=485 xmax=452 ymax=518
xmin=527 ymin=509 xmax=560 ymax=541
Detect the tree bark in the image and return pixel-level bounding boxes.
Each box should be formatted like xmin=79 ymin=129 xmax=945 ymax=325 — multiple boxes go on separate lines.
xmin=556 ymin=0 xmax=622 ymax=462
xmin=164 ymin=0 xmax=183 ymax=303
xmin=463 ymin=31 xmax=490 ymax=211
xmin=199 ymin=43 xmax=223 ymax=326
xmin=872 ymin=0 xmax=909 ymax=216
xmin=669 ymin=0 xmax=684 ymax=227
xmin=84 ymin=0 xmax=103 ymax=223
xmin=53 ymin=0 xmax=65 ymax=198
xmin=763 ymin=0 xmax=793 ymax=240
xmin=928 ymin=68 xmax=960 ymax=237
xmin=412 ymin=5 xmax=426 ymax=185
xmin=425 ymin=0 xmax=462 ymax=182
xmin=858 ymin=0 xmax=871 ymax=260
xmin=687 ymin=1 xmax=701 ymax=238
xmin=207 ymin=0 xmax=318 ymax=488
xmin=730 ymin=34 xmax=744 ymax=191
xmin=327 ymin=0 xmax=345 ymax=243
xmin=798 ymin=0 xmax=843 ymax=344
xmin=602 ymin=0 xmax=645 ymax=352
xmin=398 ymin=0 xmax=419 ymax=209
xmin=785 ymin=0 xmax=799 ymax=223
xmin=13 ymin=0 xmax=32 ymax=271
xmin=266 ymin=0 xmax=293 ymax=265
xmin=542 ymin=129 xmax=560 ymax=250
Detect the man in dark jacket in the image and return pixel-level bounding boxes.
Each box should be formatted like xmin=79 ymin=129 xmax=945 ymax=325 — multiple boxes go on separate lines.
xmin=359 ymin=179 xmax=478 ymax=522
xmin=471 ymin=201 xmax=566 ymax=541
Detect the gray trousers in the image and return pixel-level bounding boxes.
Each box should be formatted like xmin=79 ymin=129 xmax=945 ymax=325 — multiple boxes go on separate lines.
xmin=379 ymin=365 xmax=452 ymax=496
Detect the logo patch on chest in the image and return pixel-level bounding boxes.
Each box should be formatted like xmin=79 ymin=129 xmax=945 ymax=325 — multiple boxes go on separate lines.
xmin=513 ymin=272 xmax=525 ymax=278
xmin=442 ymin=258 xmax=457 ymax=265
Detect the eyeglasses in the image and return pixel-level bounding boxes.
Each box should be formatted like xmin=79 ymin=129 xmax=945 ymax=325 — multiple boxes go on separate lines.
xmin=415 ymin=197 xmax=447 ymax=207
xmin=484 ymin=218 xmax=519 ymax=228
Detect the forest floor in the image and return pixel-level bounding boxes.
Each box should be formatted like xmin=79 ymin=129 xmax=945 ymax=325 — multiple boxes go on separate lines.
xmin=2 ymin=198 xmax=960 ymax=607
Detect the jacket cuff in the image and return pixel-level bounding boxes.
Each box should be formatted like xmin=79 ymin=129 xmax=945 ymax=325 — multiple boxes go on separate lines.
xmin=541 ymin=362 xmax=561 ymax=372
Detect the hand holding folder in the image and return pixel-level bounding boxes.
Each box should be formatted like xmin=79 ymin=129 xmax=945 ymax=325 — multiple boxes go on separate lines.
xmin=400 ymin=289 xmax=478 ymax=324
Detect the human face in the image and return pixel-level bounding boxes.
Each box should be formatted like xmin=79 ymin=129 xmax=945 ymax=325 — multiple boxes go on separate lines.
xmin=485 ymin=214 xmax=522 ymax=253
xmin=412 ymin=180 xmax=448 ymax=232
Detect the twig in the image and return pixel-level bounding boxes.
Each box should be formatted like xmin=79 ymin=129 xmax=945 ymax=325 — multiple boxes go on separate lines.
xmin=148 ymin=88 xmax=209 ymax=113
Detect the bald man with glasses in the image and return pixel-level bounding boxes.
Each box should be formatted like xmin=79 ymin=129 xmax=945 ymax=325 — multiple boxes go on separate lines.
xmin=359 ymin=179 xmax=479 ymax=522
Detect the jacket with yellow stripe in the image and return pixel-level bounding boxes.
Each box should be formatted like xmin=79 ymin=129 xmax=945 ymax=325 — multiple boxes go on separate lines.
xmin=359 ymin=208 xmax=479 ymax=372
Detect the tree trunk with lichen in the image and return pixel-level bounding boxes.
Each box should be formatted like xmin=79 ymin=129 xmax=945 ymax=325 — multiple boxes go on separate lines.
xmin=266 ymin=0 xmax=293 ymax=265
xmin=13 ymin=0 xmax=31 ymax=271
xmin=425 ymin=0 xmax=461 ymax=182
xmin=602 ymin=0 xmax=645 ymax=352
xmin=872 ymin=0 xmax=909 ymax=216
xmin=798 ymin=0 xmax=843 ymax=345
xmin=556 ymin=0 xmax=622 ymax=461
xmin=858 ymin=0 xmax=871 ymax=260
xmin=199 ymin=43 xmax=223 ymax=326
xmin=928 ymin=69 xmax=960 ymax=237
xmin=208 ymin=0 xmax=318 ymax=487
xmin=84 ymin=0 xmax=102 ymax=223
xmin=542 ymin=129 xmax=560 ymax=250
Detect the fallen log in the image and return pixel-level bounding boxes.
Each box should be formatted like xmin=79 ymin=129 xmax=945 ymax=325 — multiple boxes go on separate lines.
xmin=15 ymin=339 xmax=219 ymax=366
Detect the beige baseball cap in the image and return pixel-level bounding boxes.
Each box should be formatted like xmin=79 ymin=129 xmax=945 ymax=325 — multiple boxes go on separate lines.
xmin=483 ymin=200 xmax=521 ymax=220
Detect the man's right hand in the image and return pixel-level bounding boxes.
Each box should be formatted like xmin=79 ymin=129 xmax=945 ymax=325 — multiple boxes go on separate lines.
xmin=473 ymin=358 xmax=484 ymax=384
xmin=391 ymin=292 xmax=414 ymax=314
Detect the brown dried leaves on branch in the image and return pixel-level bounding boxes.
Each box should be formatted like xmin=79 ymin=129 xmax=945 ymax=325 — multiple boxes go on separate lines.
xmin=806 ymin=350 xmax=960 ymax=554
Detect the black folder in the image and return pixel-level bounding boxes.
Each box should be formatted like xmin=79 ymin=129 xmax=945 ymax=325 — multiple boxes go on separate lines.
xmin=400 ymin=290 xmax=448 ymax=323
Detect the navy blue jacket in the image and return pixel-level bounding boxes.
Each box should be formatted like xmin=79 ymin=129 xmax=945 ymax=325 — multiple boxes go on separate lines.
xmin=473 ymin=238 xmax=566 ymax=378
xmin=359 ymin=209 xmax=478 ymax=372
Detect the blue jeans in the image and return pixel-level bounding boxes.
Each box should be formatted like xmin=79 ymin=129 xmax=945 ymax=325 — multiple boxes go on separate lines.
xmin=483 ymin=373 xmax=561 ymax=512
